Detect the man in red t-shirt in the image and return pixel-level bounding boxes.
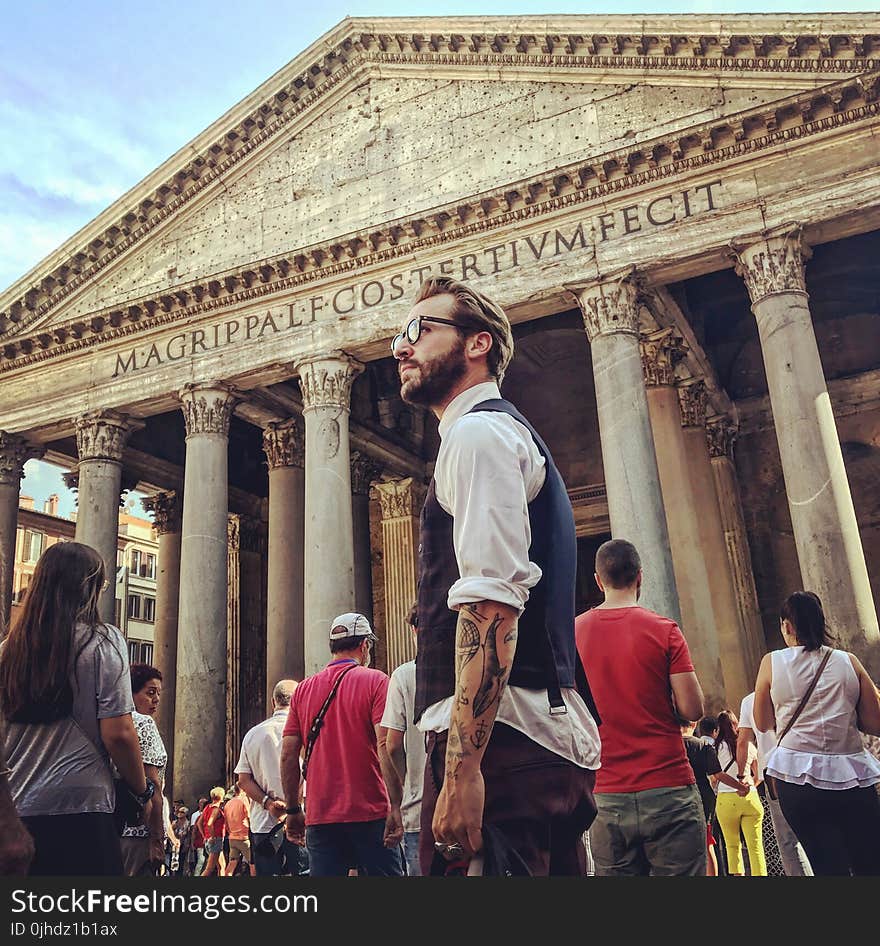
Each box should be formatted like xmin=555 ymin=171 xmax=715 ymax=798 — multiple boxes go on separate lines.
xmin=575 ymin=539 xmax=706 ymax=875
xmin=280 ymin=613 xmax=403 ymax=876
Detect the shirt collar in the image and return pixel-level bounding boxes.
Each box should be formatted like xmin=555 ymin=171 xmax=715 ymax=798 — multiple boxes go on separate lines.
xmin=272 ymin=708 xmax=288 ymax=718
xmin=437 ymin=381 xmax=500 ymax=439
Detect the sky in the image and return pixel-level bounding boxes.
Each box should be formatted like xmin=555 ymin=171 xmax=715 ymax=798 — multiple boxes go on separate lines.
xmin=3 ymin=1 xmax=876 ymax=511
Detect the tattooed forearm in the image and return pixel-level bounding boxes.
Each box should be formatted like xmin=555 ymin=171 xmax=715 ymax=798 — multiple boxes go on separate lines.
xmin=446 ymin=602 xmax=519 ymax=779
xmin=472 ymin=613 xmax=508 ymax=718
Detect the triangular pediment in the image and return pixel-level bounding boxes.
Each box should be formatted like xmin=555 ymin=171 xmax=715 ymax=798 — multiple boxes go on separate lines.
xmin=1 ymin=12 xmax=877 ymax=345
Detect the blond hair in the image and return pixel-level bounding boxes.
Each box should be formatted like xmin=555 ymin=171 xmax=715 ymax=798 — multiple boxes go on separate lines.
xmin=413 ymin=277 xmax=514 ymax=383
xmin=209 ymin=786 xmax=225 ymax=801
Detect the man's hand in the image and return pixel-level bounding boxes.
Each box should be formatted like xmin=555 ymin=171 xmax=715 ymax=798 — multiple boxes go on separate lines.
xmin=433 ymin=764 xmax=485 ymax=858
xmin=735 ymin=781 xmax=750 ymax=797
xmin=284 ymin=812 xmax=306 ymax=846
xmin=267 ymin=798 xmax=287 ymax=821
xmin=384 ymin=805 xmax=404 ymax=849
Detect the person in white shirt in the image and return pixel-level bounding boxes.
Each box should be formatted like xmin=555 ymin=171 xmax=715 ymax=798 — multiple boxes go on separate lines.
xmin=737 ymin=691 xmax=812 ymax=875
xmin=393 ymin=276 xmax=601 ymax=876
xmin=380 ymin=604 xmax=426 ymax=875
xmin=235 ymin=680 xmax=307 ymax=876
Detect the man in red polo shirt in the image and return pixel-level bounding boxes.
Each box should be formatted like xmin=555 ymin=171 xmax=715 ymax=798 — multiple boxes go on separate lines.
xmin=575 ymin=539 xmax=706 ymax=875
xmin=280 ymin=613 xmax=403 ymax=876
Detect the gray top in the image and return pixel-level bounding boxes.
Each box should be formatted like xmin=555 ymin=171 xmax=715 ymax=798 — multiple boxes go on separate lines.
xmin=3 ymin=623 xmax=134 ymax=817
xmin=379 ymin=660 xmax=426 ymax=834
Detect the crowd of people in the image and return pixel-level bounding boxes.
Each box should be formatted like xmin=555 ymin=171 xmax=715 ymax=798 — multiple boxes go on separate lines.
xmin=1 ymin=276 xmax=879 ymax=878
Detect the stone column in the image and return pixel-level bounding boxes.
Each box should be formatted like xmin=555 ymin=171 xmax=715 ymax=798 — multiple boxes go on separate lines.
xmin=263 ymin=419 xmax=306 ymax=694
xmin=373 ymin=477 xmax=424 ymax=673
xmin=141 ymin=491 xmax=181 ymax=797
xmin=174 ymin=382 xmax=238 ymax=804
xmin=74 ymin=410 xmax=141 ymax=623
xmin=351 ymin=450 xmax=382 ymax=623
xmin=295 ymin=352 xmax=364 ymax=675
xmin=640 ymin=335 xmax=725 ymax=706
xmin=733 ymin=227 xmax=879 ymax=675
xmin=706 ymin=420 xmax=766 ymax=678
xmin=572 ymin=274 xmax=680 ymax=622
xmin=0 ymin=433 xmax=41 ymax=635
xmin=678 ymin=381 xmax=753 ymax=706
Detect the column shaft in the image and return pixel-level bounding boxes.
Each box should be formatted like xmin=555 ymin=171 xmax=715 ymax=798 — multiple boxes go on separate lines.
xmin=264 ymin=420 xmax=305 ymax=693
xmin=374 ymin=478 xmax=423 ymax=672
xmin=73 ymin=411 xmax=140 ymax=623
xmin=734 ymin=229 xmax=879 ymax=675
xmin=0 ymin=433 xmax=37 ymax=635
xmin=141 ymin=492 xmax=181 ymax=798
xmin=297 ymin=353 xmax=364 ymax=676
xmin=174 ymin=384 xmax=237 ymax=803
xmin=351 ymin=451 xmax=382 ymax=625
xmin=573 ymin=277 xmax=680 ymax=622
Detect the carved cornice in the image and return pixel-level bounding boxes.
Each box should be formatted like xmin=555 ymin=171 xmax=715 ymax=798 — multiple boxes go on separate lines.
xmin=677 ymin=379 xmax=709 ymax=428
xmin=372 ymin=476 xmax=425 ymax=519
xmin=63 ymin=470 xmax=79 ymax=492
xmin=639 ymin=328 xmax=687 ymax=386
xmin=350 ymin=450 xmax=383 ymax=495
xmin=572 ymin=269 xmax=640 ymax=340
xmin=0 ymin=432 xmax=42 ymax=486
xmin=706 ymin=417 xmax=738 ymax=459
xmin=178 ymin=382 xmax=239 ymax=436
xmin=75 ymin=409 xmax=140 ymax=462
xmin=296 ymin=352 xmax=364 ymax=412
xmin=1 ymin=66 xmax=878 ymax=371
xmin=731 ymin=224 xmax=811 ymax=305
xmin=141 ymin=491 xmax=181 ymax=535
xmin=263 ymin=419 xmax=304 ymax=469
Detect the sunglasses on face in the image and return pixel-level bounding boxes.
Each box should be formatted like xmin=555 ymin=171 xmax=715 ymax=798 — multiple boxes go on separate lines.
xmin=391 ymin=316 xmax=464 ymax=357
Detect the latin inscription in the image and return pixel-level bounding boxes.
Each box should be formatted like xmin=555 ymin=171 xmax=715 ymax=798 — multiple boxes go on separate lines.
xmin=111 ymin=180 xmax=721 ymax=377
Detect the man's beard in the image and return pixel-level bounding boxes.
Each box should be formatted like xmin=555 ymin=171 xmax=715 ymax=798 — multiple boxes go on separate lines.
xmin=399 ymin=336 xmax=468 ymax=406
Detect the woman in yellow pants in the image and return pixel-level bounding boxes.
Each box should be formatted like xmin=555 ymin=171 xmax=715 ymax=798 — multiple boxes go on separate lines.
xmin=714 ymin=710 xmax=767 ymax=875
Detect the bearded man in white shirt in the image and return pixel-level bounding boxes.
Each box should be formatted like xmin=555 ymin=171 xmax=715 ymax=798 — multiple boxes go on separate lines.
xmin=393 ymin=276 xmax=601 ymax=876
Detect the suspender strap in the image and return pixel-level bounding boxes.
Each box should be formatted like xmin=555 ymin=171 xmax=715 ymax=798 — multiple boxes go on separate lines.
xmin=775 ymin=648 xmax=833 ymax=750
xmin=302 ymin=663 xmax=358 ymax=780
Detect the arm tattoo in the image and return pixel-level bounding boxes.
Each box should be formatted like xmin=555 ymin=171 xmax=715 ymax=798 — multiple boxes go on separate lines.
xmin=456 ymin=619 xmax=481 ymax=675
xmin=472 ymin=613 xmax=509 ymax=718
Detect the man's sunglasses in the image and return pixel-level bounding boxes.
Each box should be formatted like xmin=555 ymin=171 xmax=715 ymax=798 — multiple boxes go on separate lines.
xmin=391 ymin=316 xmax=465 ymax=357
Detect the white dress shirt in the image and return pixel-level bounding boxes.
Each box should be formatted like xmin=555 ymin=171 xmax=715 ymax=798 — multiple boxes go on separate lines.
xmin=418 ymin=381 xmax=601 ymax=771
xmin=233 ymin=708 xmax=290 ymax=834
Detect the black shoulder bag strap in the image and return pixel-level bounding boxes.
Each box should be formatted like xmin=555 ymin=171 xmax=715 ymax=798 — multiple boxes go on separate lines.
xmin=301 ymin=663 xmax=358 ymax=780
xmin=775 ymin=647 xmax=833 ymax=750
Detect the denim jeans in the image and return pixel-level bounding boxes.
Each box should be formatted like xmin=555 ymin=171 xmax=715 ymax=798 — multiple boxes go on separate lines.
xmin=403 ymin=830 xmax=421 ymax=876
xmin=250 ymin=831 xmax=309 ymax=877
xmin=305 ymin=819 xmax=403 ymax=877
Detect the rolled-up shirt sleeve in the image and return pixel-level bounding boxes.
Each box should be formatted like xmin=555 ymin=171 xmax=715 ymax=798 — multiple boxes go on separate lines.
xmin=436 ymin=412 xmax=543 ymax=613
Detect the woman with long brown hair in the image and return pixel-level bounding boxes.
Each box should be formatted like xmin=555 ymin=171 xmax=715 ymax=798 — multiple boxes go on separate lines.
xmin=0 ymin=541 xmax=148 ymax=875
xmin=713 ymin=709 xmax=767 ymax=876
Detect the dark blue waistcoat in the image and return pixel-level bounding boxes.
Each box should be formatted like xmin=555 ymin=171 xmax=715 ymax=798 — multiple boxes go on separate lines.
xmin=414 ymin=398 xmax=598 ymax=724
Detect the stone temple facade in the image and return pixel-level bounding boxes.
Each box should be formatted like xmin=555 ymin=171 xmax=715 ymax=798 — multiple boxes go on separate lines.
xmin=1 ymin=14 xmax=878 ymax=801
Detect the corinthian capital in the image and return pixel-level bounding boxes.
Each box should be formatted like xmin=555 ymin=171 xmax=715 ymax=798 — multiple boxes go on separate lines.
xmin=295 ymin=352 xmax=364 ymax=412
xmin=639 ymin=329 xmax=687 ymax=387
xmin=706 ymin=417 xmax=738 ymax=460
xmin=75 ymin=410 xmax=141 ymax=462
xmin=569 ymin=270 xmax=641 ymax=342
xmin=731 ymin=225 xmax=811 ymax=305
xmin=263 ymin=419 xmax=304 ymax=470
xmin=350 ymin=451 xmax=383 ymax=496
xmin=142 ymin=491 xmax=181 ymax=535
xmin=677 ymin=379 xmax=709 ymax=429
xmin=0 ymin=431 xmax=42 ymax=486
xmin=178 ymin=382 xmax=239 ymax=436
xmin=372 ymin=476 xmax=425 ymax=520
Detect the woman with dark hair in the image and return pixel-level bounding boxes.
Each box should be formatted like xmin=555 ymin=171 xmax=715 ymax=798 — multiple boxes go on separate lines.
xmin=754 ymin=591 xmax=880 ymax=875
xmin=712 ymin=710 xmax=767 ymax=875
xmin=120 ymin=664 xmax=167 ymax=876
xmin=0 ymin=542 xmax=148 ymax=875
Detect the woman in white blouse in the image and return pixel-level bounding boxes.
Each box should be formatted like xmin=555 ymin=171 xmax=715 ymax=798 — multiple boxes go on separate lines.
xmin=754 ymin=591 xmax=880 ymax=876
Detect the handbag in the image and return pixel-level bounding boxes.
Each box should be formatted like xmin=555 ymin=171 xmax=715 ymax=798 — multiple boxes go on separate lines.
xmin=301 ymin=662 xmax=358 ymax=780
xmin=764 ymin=647 xmax=832 ymax=801
xmin=113 ymin=778 xmax=148 ymax=834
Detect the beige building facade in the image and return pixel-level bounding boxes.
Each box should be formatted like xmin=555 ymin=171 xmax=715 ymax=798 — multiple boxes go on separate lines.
xmin=1 ymin=15 xmax=878 ymax=801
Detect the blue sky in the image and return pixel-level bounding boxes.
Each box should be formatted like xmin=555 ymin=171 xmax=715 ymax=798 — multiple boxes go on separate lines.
xmin=0 ymin=1 xmax=875 ymax=292
xmin=3 ymin=2 xmax=876 ymax=511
